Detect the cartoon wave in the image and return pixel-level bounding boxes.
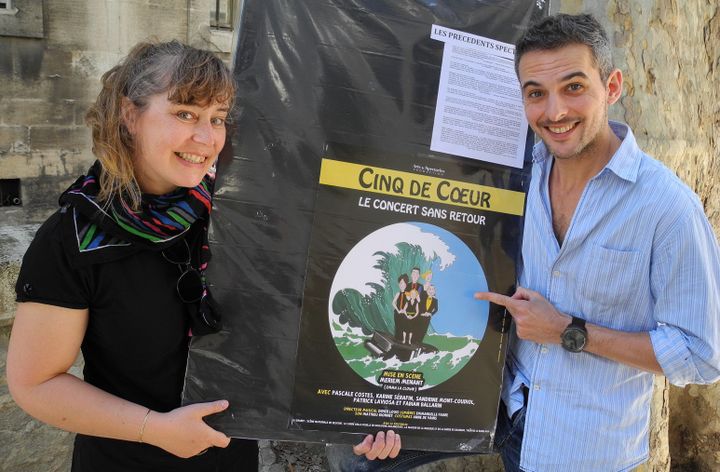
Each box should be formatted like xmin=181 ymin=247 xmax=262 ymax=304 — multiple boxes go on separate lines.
xmin=336 ymin=332 xmax=479 ymax=390
xmin=330 ymin=223 xmax=455 ymax=298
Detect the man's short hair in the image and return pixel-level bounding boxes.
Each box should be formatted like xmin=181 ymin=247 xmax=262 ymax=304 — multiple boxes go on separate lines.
xmin=515 ymin=13 xmax=614 ymax=81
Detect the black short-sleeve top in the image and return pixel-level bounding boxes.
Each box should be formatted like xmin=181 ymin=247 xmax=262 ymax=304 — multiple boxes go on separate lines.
xmin=16 ymin=208 xmax=192 ymax=412
xmin=15 ymin=208 xmax=258 ymax=471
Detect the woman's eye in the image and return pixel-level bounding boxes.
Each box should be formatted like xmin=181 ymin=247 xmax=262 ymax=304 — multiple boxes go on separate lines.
xmin=177 ymin=111 xmax=195 ymax=121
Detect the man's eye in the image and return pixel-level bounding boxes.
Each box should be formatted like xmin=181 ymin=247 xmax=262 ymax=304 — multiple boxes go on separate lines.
xmin=527 ymin=90 xmax=542 ymax=99
xmin=177 ymin=111 xmax=195 ymax=121
xmin=211 ymin=117 xmax=226 ymax=127
xmin=568 ymin=83 xmax=583 ymax=91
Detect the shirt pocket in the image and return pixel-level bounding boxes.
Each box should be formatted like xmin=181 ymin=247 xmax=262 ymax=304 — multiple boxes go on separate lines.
xmin=580 ymin=244 xmax=643 ymax=318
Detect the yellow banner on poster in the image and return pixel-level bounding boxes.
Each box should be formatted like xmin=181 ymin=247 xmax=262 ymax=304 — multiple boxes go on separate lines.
xmin=319 ymin=158 xmax=525 ymax=216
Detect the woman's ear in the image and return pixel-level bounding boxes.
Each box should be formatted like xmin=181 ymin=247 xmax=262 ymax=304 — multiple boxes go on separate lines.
xmin=120 ymin=97 xmax=138 ymax=135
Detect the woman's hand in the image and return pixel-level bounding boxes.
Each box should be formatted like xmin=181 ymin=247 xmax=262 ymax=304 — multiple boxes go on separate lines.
xmin=352 ymin=430 xmax=402 ymax=460
xmin=143 ymin=400 xmax=232 ymax=458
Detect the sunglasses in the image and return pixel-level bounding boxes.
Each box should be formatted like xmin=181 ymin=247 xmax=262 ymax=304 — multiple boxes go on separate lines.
xmin=162 ymin=240 xmax=222 ymax=333
xmin=162 ymin=239 xmax=204 ymax=303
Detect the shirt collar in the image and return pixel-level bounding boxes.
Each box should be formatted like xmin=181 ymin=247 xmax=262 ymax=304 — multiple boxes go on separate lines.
xmin=531 ymin=121 xmax=643 ymax=183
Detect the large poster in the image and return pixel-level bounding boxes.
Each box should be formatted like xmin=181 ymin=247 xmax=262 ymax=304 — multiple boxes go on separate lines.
xmin=182 ymin=0 xmax=548 ymax=450
xmin=290 ymin=144 xmax=525 ymax=451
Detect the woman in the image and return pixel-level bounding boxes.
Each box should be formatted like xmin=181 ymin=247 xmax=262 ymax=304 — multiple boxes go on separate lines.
xmin=7 ymin=41 xmax=257 ymax=471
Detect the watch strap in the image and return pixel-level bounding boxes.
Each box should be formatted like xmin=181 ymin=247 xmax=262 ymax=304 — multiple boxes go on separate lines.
xmin=570 ymin=316 xmax=586 ymax=330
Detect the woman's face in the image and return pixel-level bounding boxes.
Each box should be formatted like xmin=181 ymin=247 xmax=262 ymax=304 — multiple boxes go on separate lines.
xmin=125 ymin=93 xmax=230 ymax=195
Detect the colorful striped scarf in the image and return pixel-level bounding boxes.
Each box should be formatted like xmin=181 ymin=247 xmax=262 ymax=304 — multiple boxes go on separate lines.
xmin=60 ymin=161 xmax=212 ymax=251
xmin=59 ymin=161 xmax=221 ymax=334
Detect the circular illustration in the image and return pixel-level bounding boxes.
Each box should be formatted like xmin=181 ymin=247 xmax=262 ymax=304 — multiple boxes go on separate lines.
xmin=328 ymin=222 xmax=489 ymax=390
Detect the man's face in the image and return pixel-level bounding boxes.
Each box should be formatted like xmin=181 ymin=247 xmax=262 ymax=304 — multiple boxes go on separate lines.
xmin=411 ymin=269 xmax=420 ymax=283
xmin=518 ymin=44 xmax=620 ymax=161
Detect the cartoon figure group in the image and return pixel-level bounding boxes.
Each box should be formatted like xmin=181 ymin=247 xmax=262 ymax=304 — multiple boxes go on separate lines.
xmin=392 ymin=267 xmax=439 ymax=345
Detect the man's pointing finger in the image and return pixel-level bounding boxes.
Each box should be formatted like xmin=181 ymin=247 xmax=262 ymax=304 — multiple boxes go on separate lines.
xmin=474 ymin=291 xmax=512 ymax=307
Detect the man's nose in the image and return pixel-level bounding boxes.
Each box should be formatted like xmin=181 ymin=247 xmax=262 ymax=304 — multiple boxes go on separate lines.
xmin=545 ymin=94 xmax=568 ymax=122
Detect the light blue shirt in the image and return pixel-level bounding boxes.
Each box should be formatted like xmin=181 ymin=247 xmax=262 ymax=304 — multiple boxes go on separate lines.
xmin=502 ymin=122 xmax=720 ymax=472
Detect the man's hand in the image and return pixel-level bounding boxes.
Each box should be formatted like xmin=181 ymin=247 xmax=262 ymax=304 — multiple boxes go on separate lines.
xmin=352 ymin=430 xmax=401 ymax=460
xmin=475 ymin=287 xmax=570 ymax=344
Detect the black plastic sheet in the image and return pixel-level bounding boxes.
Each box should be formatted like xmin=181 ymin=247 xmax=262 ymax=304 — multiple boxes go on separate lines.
xmin=183 ymin=0 xmax=548 ymax=451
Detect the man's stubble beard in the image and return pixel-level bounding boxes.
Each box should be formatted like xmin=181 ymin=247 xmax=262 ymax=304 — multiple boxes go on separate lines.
xmin=544 ymin=106 xmax=609 ymax=163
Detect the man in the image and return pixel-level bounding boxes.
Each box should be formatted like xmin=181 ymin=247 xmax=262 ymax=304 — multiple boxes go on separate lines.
xmin=327 ymin=13 xmax=720 ymax=471
xmin=408 ymin=267 xmax=424 ymax=298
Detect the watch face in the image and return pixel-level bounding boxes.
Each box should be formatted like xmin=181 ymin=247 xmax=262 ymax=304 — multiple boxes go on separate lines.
xmin=561 ymin=327 xmax=587 ymax=353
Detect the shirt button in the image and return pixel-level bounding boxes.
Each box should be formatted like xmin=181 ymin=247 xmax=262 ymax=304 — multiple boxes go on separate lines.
xmin=540 ymin=346 xmax=549 ymax=354
xmin=534 ymin=384 xmax=541 ymax=391
xmin=552 ymin=270 xmax=561 ymax=277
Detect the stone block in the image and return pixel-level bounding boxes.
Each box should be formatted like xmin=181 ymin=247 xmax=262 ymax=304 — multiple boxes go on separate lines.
xmin=2 ymin=99 xmax=78 ymax=127
xmin=14 ymin=172 xmax=87 ymax=209
xmin=0 ymin=0 xmax=44 ymax=39
xmin=0 ymin=152 xmax=94 ymax=181
xmin=13 ymin=38 xmax=46 ymax=81
xmin=29 ymin=126 xmax=91 ymax=152
xmin=47 ymin=0 xmax=190 ymax=51
xmin=0 ymin=126 xmax=29 ymax=154
xmin=0 ymin=40 xmax=11 ymax=76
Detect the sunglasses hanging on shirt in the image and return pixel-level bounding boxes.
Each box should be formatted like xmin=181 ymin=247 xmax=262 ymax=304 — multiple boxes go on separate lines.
xmin=162 ymin=239 xmax=222 ymax=335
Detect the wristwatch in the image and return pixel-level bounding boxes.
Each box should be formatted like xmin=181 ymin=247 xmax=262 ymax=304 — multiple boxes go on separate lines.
xmin=560 ymin=316 xmax=587 ymax=353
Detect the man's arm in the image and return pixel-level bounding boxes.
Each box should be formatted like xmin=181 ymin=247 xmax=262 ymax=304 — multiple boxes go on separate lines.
xmin=474 ymin=288 xmax=662 ymax=374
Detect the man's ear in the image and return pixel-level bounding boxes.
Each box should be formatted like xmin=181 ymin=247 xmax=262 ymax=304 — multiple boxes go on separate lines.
xmin=120 ymin=97 xmax=138 ymax=135
xmin=606 ymin=68 xmax=623 ymax=106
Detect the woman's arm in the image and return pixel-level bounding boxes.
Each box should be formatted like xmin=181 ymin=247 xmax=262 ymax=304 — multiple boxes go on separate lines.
xmin=7 ymin=302 xmax=231 ymax=458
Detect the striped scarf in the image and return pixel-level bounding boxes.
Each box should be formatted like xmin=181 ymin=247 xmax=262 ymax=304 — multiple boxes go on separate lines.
xmin=59 ymin=161 xmax=221 ymax=334
xmin=60 ymin=161 xmax=212 ymax=251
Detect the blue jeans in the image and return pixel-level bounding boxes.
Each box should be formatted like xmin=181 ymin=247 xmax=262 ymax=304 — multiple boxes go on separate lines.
xmin=325 ymin=400 xmax=525 ymax=472
xmin=495 ymin=398 xmax=525 ymax=472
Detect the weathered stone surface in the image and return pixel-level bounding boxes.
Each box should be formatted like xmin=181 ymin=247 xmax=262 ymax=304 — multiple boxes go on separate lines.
xmin=1 ymin=1 xmax=718 ymax=471
xmin=1 ymin=98 xmax=77 ymax=127
xmin=259 ymin=441 xmax=329 ymax=472
xmin=0 ymin=263 xmax=21 ymax=328
xmin=0 ymin=126 xmax=30 ymax=154
xmin=0 ymin=0 xmax=44 ymax=39
xmin=0 ymin=331 xmax=82 ymax=472
xmin=669 ymin=383 xmax=720 ymax=472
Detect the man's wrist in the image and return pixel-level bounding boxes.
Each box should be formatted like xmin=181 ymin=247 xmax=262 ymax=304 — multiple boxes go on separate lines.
xmin=554 ymin=312 xmax=572 ymax=341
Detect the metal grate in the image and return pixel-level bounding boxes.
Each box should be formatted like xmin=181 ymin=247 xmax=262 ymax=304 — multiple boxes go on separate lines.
xmin=0 ymin=179 xmax=21 ymax=206
xmin=210 ymin=0 xmax=233 ymax=29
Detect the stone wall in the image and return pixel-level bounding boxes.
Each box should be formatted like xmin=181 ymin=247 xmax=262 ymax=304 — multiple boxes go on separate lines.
xmin=559 ymin=1 xmax=720 ymax=471
xmin=1 ymin=0 xmax=718 ymax=471
xmin=0 ymin=0 xmax=231 ymax=226
xmin=0 ymin=1 xmax=233 ymax=471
